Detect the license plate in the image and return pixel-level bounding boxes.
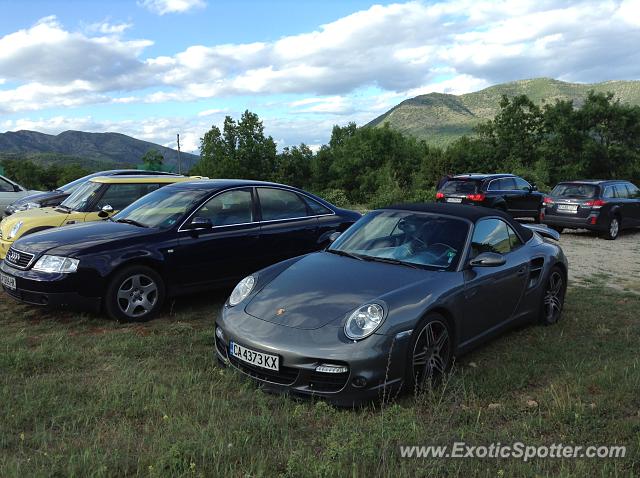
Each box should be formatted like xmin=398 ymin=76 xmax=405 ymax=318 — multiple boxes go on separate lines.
xmin=446 ymin=197 xmax=463 ymax=203
xmin=1 ymin=272 xmax=16 ymax=290
xmin=230 ymin=341 xmax=279 ymax=371
xmin=557 ymin=204 xmax=578 ymax=213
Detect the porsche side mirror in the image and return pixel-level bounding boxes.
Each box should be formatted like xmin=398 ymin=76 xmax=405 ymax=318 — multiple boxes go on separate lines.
xmin=530 ymin=184 xmax=538 ymax=192
xmin=328 ymin=231 xmax=341 ymax=243
xmin=185 ymin=217 xmax=213 ymax=230
xmin=469 ymin=252 xmax=506 ymax=267
xmin=98 ymin=204 xmax=114 ymax=218
xmin=13 ymin=184 xmax=22 ymax=193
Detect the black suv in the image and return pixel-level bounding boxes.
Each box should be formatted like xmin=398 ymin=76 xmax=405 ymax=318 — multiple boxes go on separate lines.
xmin=542 ymin=180 xmax=640 ymax=240
xmin=436 ymin=174 xmax=544 ymax=221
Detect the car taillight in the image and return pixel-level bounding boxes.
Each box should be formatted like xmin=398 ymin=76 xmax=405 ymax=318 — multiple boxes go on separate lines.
xmin=466 ymin=193 xmax=486 ymax=202
xmin=543 ymin=196 xmax=554 ymax=205
xmin=585 ymin=199 xmax=606 ymax=208
xmin=436 ymin=192 xmax=444 ymax=199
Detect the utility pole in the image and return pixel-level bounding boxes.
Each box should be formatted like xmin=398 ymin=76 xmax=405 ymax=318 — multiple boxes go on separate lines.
xmin=176 ymin=133 xmax=182 ymax=175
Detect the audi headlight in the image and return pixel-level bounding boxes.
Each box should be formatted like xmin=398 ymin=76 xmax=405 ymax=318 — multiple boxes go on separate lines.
xmin=228 ymin=275 xmax=256 ymax=306
xmin=7 ymin=221 xmax=23 ymax=240
xmin=32 ymin=255 xmax=79 ymax=273
xmin=344 ymin=303 xmax=385 ymax=340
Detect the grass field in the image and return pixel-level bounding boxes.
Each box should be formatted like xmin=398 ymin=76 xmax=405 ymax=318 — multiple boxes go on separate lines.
xmin=1 ymin=285 xmax=639 ymax=477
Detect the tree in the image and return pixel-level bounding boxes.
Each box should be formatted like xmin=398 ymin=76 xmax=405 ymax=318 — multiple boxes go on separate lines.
xmin=274 ymin=144 xmax=313 ymax=187
xmin=578 ymin=91 xmax=640 ymax=179
xmin=141 ymin=149 xmax=164 ymax=170
xmin=193 ymin=110 xmax=277 ymax=180
xmin=0 ymin=157 xmax=89 ymax=190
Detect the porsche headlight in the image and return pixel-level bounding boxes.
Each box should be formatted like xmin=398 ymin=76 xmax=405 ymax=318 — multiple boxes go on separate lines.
xmin=32 ymin=255 xmax=79 ymax=273
xmin=228 ymin=275 xmax=256 ymax=306
xmin=344 ymin=303 xmax=385 ymax=340
xmin=7 ymin=221 xmax=23 ymax=240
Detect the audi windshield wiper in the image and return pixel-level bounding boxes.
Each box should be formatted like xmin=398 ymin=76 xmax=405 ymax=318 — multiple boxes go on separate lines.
xmin=116 ymin=218 xmax=148 ymax=228
xmin=358 ymin=255 xmax=422 ymax=269
xmin=327 ymin=249 xmax=364 ymax=260
xmin=55 ymin=204 xmax=72 ymax=212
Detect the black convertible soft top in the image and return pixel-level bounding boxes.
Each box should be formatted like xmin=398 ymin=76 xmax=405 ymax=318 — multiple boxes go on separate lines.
xmin=385 ymin=202 xmax=534 ymax=242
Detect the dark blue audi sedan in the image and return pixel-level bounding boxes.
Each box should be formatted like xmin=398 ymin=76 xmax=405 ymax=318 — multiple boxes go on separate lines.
xmin=0 ymin=180 xmax=361 ymax=321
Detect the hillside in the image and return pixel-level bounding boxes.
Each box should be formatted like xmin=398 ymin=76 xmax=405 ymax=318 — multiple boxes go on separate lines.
xmin=366 ymin=78 xmax=640 ymax=145
xmin=0 ymin=130 xmax=199 ymax=171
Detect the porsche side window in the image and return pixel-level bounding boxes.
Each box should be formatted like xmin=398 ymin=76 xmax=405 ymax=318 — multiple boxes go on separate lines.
xmin=470 ymin=219 xmax=512 ymax=258
xmin=507 ymin=224 xmax=523 ymax=250
xmin=196 ymin=189 xmax=254 ymax=226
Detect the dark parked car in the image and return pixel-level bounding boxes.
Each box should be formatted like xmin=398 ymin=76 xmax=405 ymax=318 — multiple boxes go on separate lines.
xmin=542 ymin=180 xmax=640 ymax=240
xmin=215 ymin=203 xmax=567 ymax=406
xmin=0 ymin=180 xmax=361 ymax=321
xmin=436 ymin=174 xmax=545 ymax=222
xmin=4 ymin=169 xmax=178 ymax=216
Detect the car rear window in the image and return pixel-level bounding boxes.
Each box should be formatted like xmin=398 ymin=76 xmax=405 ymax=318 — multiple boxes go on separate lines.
xmin=551 ymin=183 xmax=599 ymax=199
xmin=441 ymin=180 xmax=479 ymax=194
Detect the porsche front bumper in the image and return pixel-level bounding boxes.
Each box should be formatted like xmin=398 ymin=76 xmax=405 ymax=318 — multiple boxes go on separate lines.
xmin=215 ymin=306 xmax=413 ymax=406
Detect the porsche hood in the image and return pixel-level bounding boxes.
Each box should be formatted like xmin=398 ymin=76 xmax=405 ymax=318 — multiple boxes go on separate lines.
xmin=245 ymin=251 xmax=435 ymax=330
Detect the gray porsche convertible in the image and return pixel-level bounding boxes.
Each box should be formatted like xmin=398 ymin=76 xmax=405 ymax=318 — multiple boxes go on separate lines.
xmin=215 ymin=203 xmax=568 ymax=405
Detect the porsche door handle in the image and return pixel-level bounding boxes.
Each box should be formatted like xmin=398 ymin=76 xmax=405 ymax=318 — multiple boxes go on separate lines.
xmin=517 ymin=267 xmax=527 ymax=277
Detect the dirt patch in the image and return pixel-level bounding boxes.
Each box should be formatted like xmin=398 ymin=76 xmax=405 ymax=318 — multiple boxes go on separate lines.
xmin=558 ymin=228 xmax=640 ymax=293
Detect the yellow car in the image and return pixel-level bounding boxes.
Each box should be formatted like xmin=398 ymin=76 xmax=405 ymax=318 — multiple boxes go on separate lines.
xmin=0 ymin=175 xmax=201 ymax=259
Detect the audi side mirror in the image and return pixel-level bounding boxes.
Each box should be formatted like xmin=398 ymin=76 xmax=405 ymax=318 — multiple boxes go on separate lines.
xmin=185 ymin=217 xmax=213 ymax=230
xmin=98 ymin=204 xmax=114 ymax=218
xmin=530 ymin=184 xmax=538 ymax=192
xmin=469 ymin=252 xmax=506 ymax=267
xmin=13 ymin=184 xmax=21 ymax=193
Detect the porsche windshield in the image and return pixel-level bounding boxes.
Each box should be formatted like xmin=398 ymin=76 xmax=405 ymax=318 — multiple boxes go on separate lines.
xmin=329 ymin=210 xmax=470 ymax=270
xmin=113 ymin=188 xmax=209 ymax=229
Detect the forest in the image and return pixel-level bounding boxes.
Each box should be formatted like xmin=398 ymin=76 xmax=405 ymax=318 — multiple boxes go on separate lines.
xmin=192 ymin=91 xmax=640 ymax=208
xmin=4 ymin=91 xmax=639 ymax=208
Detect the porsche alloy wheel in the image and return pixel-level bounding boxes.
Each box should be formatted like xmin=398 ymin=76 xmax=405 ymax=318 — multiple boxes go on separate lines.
xmin=409 ymin=316 xmax=452 ymax=392
xmin=540 ymin=267 xmax=566 ymax=325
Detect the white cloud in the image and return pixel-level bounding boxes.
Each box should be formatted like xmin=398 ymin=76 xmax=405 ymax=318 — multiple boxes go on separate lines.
xmin=86 ymin=21 xmax=133 ymax=34
xmin=197 ymin=108 xmax=227 ymax=117
xmin=289 ymin=96 xmax=352 ymax=114
xmin=616 ymin=0 xmax=640 ymax=26
xmin=139 ymin=0 xmax=206 ymax=15
xmin=406 ymin=74 xmax=491 ymax=96
xmin=1 ymin=1 xmax=640 ymax=146
xmin=0 ymin=15 xmax=152 ymax=90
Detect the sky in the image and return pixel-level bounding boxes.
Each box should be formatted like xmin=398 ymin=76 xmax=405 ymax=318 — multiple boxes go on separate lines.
xmin=0 ymin=0 xmax=639 ymax=153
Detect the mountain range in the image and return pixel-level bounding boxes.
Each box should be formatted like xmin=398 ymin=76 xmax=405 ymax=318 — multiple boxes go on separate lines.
xmin=0 ymin=130 xmax=199 ymax=171
xmin=366 ymin=78 xmax=640 ymax=145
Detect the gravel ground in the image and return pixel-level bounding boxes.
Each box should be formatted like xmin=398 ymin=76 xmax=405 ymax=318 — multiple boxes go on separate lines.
xmin=557 ymin=227 xmax=640 ymax=293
